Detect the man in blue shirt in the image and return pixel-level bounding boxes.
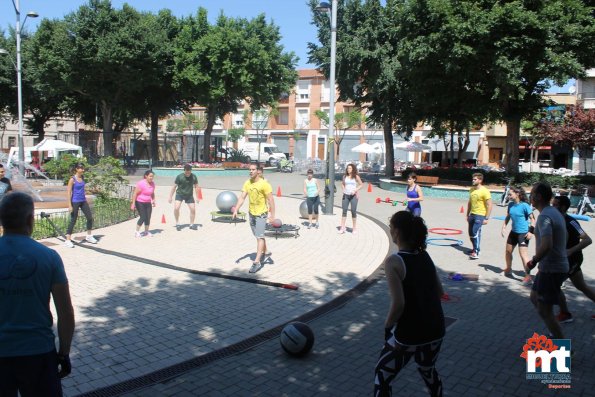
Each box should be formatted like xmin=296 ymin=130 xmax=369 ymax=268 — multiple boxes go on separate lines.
xmin=0 ymin=193 xmax=75 ymax=397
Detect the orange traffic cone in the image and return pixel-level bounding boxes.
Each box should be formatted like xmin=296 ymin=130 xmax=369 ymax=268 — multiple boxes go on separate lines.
xmin=277 ymin=186 xmax=282 ymax=197
xmin=460 ymin=205 xmax=465 ymax=214
xmin=367 ymin=183 xmax=372 ymax=193
xmin=161 ymin=214 xmax=166 ymax=224
xmin=197 ymin=187 xmax=203 ymax=200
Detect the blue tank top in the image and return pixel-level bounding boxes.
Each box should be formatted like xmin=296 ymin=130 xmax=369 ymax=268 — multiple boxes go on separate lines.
xmin=406 ymin=184 xmax=421 ymax=210
xmin=305 ymin=179 xmax=318 ymax=197
xmin=71 ymin=177 xmax=86 ymax=203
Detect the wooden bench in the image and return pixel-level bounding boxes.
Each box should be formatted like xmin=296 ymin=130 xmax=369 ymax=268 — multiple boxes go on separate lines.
xmin=415 ymin=175 xmax=440 ymax=185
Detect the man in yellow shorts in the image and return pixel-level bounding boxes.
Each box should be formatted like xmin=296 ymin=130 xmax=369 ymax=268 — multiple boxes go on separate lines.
xmin=233 ymin=164 xmax=276 ymax=273
xmin=466 ymin=173 xmax=492 ymax=259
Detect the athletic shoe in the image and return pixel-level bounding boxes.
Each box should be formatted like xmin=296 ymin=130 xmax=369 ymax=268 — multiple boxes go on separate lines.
xmin=522 ymin=275 xmax=533 ymax=286
xmin=338 ymin=227 xmax=346 ymax=234
xmin=190 ymin=224 xmax=198 ymax=230
xmin=556 ymin=312 xmax=574 ymax=324
xmin=503 ymin=271 xmax=512 ymax=278
xmin=64 ymin=240 xmax=75 ymax=248
xmin=352 ymin=229 xmax=358 ymax=235
xmin=265 ymin=251 xmax=272 ymax=257
xmin=143 ymin=231 xmax=153 ymax=237
xmin=176 ymin=225 xmax=181 ymax=231
xmin=315 ymin=223 xmax=319 ymax=229
xmin=469 ymin=251 xmax=479 ymax=259
xmin=135 ymin=231 xmax=143 ymax=238
xmin=249 ymin=261 xmax=264 ymax=274
xmin=85 ymin=235 xmax=98 ymax=244
xmin=307 ymin=223 xmax=311 ymax=229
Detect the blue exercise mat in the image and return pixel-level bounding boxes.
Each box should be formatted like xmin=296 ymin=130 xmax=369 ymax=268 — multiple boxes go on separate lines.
xmin=569 ymin=213 xmax=590 ymax=222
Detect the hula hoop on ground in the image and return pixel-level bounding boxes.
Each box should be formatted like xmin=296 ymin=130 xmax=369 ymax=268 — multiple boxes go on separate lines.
xmin=428 ymin=227 xmax=463 ymax=235
xmin=426 ymin=237 xmax=463 ymax=246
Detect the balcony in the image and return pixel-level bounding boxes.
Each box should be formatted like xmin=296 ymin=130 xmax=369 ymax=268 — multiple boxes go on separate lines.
xmin=577 ymin=91 xmax=595 ymax=109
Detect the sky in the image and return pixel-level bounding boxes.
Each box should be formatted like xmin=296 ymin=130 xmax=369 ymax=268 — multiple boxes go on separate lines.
xmin=0 ymin=0 xmax=319 ymax=68
xmin=1 ymin=0 xmax=574 ymax=92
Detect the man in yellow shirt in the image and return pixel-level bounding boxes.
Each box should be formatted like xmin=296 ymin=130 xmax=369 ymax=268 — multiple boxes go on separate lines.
xmin=233 ymin=164 xmax=276 ymax=273
xmin=467 ymin=173 xmax=492 ymax=259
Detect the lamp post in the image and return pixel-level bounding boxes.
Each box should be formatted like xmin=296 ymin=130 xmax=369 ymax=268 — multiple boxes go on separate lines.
xmin=2 ymin=1 xmax=38 ymax=174
xmin=317 ymin=0 xmax=337 ymax=215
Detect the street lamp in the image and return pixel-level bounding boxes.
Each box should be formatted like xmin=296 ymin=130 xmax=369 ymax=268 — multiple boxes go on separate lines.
xmin=2 ymin=1 xmax=39 ymax=174
xmin=317 ymin=0 xmax=337 ymax=215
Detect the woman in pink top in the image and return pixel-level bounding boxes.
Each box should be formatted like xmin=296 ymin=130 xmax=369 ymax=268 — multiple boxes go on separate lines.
xmin=130 ymin=170 xmax=156 ymax=237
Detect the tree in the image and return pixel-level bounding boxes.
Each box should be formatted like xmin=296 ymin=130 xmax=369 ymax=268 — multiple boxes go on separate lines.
xmin=174 ymin=9 xmax=298 ymax=162
xmin=315 ymin=109 xmax=364 ymax=161
xmin=62 ymin=0 xmax=170 ymax=156
xmin=467 ymin=0 xmax=595 ymax=173
xmin=538 ymin=106 xmax=595 ymax=173
xmin=308 ymin=0 xmax=416 ymax=177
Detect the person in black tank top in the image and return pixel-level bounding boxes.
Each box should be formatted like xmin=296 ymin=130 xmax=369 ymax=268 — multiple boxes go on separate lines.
xmin=374 ymin=211 xmax=445 ymax=397
xmin=552 ymin=196 xmax=594 ymax=323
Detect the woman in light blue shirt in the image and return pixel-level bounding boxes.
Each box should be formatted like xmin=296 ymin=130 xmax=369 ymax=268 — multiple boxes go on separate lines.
xmin=501 ymin=186 xmax=535 ymax=284
xmin=303 ymin=169 xmax=321 ymax=229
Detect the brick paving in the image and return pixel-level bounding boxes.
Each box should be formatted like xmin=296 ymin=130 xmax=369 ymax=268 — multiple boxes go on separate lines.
xmin=42 ymin=171 xmax=594 ymax=396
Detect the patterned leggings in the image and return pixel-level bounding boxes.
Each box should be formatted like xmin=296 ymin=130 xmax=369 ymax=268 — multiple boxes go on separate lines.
xmin=374 ymin=336 xmax=443 ymax=397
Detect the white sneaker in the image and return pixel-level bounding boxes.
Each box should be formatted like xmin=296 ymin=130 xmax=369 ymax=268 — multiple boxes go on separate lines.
xmin=64 ymin=240 xmax=75 ymax=248
xmin=85 ymin=235 xmax=98 ymax=244
xmin=135 ymin=231 xmax=143 ymax=238
xmin=337 ymin=227 xmax=345 ymax=234
xmin=143 ymin=231 xmax=153 ymax=237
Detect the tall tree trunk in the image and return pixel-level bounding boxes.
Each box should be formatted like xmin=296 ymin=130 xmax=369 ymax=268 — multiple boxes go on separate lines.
xmin=101 ymin=101 xmax=113 ymax=157
xmin=150 ymin=110 xmax=159 ymax=166
xmin=505 ymin=118 xmax=521 ymax=174
xmin=383 ymin=117 xmax=395 ymax=177
xmin=456 ymin=128 xmax=471 ymax=167
xmin=203 ymin=107 xmax=217 ymax=163
xmin=449 ymin=122 xmax=455 ymax=168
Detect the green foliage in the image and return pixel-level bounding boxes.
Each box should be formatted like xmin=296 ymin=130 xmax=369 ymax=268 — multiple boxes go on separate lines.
xmin=42 ymin=154 xmax=88 ymax=182
xmin=86 ymin=157 xmax=127 ymax=202
xmin=226 ymin=148 xmax=249 ymax=163
xmin=399 ymin=168 xmax=582 ymax=189
xmin=174 ymin=9 xmax=298 ymax=162
xmin=227 ymin=128 xmax=245 ymax=143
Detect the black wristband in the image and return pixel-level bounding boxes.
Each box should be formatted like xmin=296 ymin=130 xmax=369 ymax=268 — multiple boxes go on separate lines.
xmin=528 ymin=226 xmax=535 ymax=233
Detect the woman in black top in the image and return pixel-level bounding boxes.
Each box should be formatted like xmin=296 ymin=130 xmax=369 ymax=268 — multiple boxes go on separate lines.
xmin=374 ymin=211 xmax=446 ymax=397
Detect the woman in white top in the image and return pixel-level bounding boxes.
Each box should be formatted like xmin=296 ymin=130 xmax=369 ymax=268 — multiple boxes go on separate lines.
xmin=339 ymin=163 xmax=363 ymax=234
xmin=303 ymin=168 xmax=321 ymax=229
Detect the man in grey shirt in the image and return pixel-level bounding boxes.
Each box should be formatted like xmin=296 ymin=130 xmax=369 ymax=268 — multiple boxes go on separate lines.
xmin=527 ymin=183 xmax=569 ymax=339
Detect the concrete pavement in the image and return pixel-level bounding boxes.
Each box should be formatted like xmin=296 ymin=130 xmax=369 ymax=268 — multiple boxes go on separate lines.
xmin=42 ymin=171 xmax=594 ymax=396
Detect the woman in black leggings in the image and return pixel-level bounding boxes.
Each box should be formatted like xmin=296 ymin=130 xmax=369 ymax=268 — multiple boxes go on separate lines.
xmin=130 ymin=170 xmax=156 ymax=237
xmin=64 ymin=163 xmax=96 ymax=248
xmin=374 ymin=211 xmax=445 ymax=396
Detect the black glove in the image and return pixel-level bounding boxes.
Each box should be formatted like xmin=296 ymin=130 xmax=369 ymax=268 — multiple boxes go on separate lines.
xmin=57 ymin=354 xmax=71 ymax=378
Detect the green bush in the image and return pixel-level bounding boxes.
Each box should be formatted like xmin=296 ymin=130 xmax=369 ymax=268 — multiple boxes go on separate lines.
xmin=43 ymin=155 xmax=88 ymax=182
xmin=227 ymin=148 xmax=249 ymax=163
xmin=398 ymin=168 xmax=582 ymax=188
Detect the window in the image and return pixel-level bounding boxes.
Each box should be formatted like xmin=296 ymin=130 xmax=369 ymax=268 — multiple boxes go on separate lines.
xmin=296 ymin=80 xmax=310 ymax=102
xmin=252 ymin=111 xmax=268 ymax=129
xmin=321 ymin=80 xmax=331 ymax=102
xmin=232 ymin=113 xmax=244 ymax=127
xmin=8 ymin=137 xmax=16 ymax=148
xmin=277 ymin=109 xmax=289 ymax=125
xmin=296 ymin=109 xmax=309 ymax=129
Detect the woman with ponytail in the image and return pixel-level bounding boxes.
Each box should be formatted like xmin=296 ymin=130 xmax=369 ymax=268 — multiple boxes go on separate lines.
xmin=374 ymin=211 xmax=445 ymax=397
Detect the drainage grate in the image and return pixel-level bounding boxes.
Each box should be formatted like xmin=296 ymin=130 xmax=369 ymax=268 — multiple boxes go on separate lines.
xmin=76 ymin=214 xmax=394 ymax=397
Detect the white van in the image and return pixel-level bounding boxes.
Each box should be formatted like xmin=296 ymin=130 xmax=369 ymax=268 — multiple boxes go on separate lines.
xmin=242 ymin=143 xmax=286 ymax=164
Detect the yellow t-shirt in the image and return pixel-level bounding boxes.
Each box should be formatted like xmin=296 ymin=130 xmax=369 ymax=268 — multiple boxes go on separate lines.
xmin=469 ymin=186 xmax=491 ymax=216
xmin=242 ymin=178 xmax=273 ymax=216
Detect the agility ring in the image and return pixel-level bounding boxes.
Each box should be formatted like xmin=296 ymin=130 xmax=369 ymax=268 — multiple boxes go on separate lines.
xmin=426 ymin=237 xmax=463 ymax=246
xmin=428 ymin=227 xmax=463 ymax=235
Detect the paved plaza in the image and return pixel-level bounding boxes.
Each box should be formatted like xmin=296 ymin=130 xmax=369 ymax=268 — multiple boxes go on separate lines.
xmin=41 ymin=172 xmax=595 ymax=396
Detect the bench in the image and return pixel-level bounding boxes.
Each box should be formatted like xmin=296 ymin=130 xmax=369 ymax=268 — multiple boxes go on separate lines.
xmin=415 ymin=175 xmax=440 ymax=185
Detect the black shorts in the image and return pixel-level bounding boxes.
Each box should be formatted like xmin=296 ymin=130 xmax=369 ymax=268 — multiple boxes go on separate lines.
xmin=506 ymin=231 xmax=530 ymax=248
xmin=175 ymin=194 xmax=195 ymax=204
xmin=531 ymin=272 xmax=568 ymax=305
